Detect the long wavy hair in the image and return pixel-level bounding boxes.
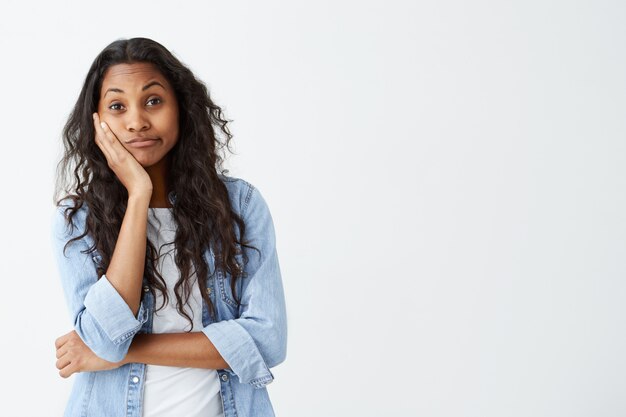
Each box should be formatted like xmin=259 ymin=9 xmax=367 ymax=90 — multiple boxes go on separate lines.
xmin=54 ymin=37 xmax=256 ymax=327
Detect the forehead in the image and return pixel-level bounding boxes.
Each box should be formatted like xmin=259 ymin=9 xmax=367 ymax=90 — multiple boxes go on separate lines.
xmin=101 ymin=62 xmax=168 ymax=90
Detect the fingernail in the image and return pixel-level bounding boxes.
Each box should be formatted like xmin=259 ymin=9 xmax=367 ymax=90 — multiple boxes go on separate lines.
xmin=100 ymin=122 xmax=106 ymax=129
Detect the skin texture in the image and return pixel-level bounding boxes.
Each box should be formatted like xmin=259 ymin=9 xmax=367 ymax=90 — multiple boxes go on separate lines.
xmin=55 ymin=63 xmax=230 ymax=378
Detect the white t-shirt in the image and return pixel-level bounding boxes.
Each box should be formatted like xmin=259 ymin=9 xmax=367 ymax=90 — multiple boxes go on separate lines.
xmin=142 ymin=207 xmax=224 ymax=417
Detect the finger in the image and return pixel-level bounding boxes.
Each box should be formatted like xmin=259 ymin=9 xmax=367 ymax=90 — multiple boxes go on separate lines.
xmin=93 ymin=112 xmax=106 ymax=141
xmin=94 ymin=115 xmax=130 ymax=166
xmin=95 ymin=137 xmax=113 ymax=164
xmin=56 ymin=344 xmax=67 ymax=359
xmin=99 ymin=120 xmax=115 ymax=143
xmin=94 ymin=113 xmax=120 ymax=145
xmin=59 ymin=362 xmax=78 ymax=379
xmin=54 ymin=330 xmax=73 ymax=349
xmin=93 ymin=113 xmax=109 ymax=144
xmin=56 ymin=352 xmax=71 ymax=370
xmin=93 ymin=114 xmax=114 ymax=161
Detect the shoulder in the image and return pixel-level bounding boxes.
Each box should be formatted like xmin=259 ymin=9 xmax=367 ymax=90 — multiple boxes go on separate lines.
xmin=218 ymin=173 xmax=265 ymax=218
xmin=51 ymin=197 xmax=88 ymax=241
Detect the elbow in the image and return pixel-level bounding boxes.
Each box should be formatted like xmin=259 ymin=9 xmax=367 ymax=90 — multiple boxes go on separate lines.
xmin=264 ymin=324 xmax=287 ymax=368
xmin=266 ymin=348 xmax=286 ymax=369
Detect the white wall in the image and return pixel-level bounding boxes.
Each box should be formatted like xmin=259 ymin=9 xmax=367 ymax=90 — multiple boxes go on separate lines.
xmin=1 ymin=1 xmax=625 ymax=416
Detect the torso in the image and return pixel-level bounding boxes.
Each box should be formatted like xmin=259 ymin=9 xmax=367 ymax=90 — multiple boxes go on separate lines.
xmin=142 ymin=207 xmax=224 ymax=417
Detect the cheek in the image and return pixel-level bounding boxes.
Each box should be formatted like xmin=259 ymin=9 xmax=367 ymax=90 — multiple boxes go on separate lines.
xmin=164 ymin=112 xmax=180 ymax=139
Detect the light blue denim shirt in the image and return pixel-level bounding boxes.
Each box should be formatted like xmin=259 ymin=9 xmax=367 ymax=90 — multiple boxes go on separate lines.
xmin=51 ymin=175 xmax=287 ymax=417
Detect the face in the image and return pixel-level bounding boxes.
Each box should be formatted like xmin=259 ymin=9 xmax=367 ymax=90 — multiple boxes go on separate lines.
xmin=97 ymin=62 xmax=179 ymax=168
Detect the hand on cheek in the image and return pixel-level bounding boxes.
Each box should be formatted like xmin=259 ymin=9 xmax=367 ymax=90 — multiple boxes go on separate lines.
xmin=91 ymin=112 xmax=153 ymax=197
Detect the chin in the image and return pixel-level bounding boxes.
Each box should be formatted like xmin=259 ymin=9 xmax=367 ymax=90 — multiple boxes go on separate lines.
xmin=129 ymin=152 xmax=158 ymax=167
xmin=139 ymin=160 xmax=158 ymax=168
xmin=129 ymin=148 xmax=170 ymax=169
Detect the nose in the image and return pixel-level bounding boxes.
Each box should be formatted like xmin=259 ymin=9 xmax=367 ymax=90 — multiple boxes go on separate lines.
xmin=125 ymin=108 xmax=150 ymax=132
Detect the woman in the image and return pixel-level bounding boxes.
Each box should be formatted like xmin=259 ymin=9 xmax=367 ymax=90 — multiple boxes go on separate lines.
xmin=51 ymin=37 xmax=287 ymax=417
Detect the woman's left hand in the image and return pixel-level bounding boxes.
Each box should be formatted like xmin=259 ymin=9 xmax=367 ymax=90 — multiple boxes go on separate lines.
xmin=55 ymin=330 xmax=123 ymax=378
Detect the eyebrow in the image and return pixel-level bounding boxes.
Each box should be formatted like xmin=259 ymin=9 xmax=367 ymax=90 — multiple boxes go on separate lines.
xmin=103 ymin=81 xmax=166 ymax=97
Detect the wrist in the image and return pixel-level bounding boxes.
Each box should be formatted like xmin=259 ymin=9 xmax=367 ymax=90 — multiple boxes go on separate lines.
xmin=127 ymin=192 xmax=152 ymax=206
xmin=117 ymin=351 xmax=132 ymax=366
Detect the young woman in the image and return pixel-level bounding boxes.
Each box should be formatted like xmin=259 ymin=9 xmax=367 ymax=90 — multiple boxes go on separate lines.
xmin=51 ymin=37 xmax=287 ymax=417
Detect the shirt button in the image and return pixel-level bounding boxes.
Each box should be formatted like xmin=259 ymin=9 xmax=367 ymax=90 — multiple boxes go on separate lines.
xmin=220 ymin=374 xmax=228 ymax=382
xmin=143 ymin=286 xmax=149 ymax=292
xmin=132 ymin=376 xmax=140 ymax=383
xmin=206 ymin=288 xmax=212 ymax=295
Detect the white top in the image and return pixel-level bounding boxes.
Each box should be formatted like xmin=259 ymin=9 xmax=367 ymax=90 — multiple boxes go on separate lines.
xmin=141 ymin=208 xmax=224 ymax=417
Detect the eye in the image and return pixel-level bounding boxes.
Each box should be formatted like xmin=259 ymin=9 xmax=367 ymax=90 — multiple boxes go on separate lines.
xmin=108 ymin=102 xmax=124 ymax=111
xmin=147 ymin=97 xmax=162 ymax=106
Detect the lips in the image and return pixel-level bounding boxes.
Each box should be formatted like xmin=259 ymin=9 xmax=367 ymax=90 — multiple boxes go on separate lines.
xmin=127 ymin=136 xmax=158 ymax=144
xmin=125 ymin=137 xmax=160 ymax=149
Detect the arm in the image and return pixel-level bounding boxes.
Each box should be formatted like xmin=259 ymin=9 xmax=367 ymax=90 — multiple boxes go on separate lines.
xmin=54 ymin=329 xmax=230 ymax=377
xmin=102 ymin=194 xmax=151 ymax=316
xmin=87 ymin=114 xmax=154 ymax=317
xmin=55 ymin=115 xmax=166 ymax=367
xmin=54 ymin=183 xmax=286 ymax=379
xmin=201 ymin=184 xmax=288 ymax=389
xmin=120 ymin=332 xmax=230 ymax=369
xmin=51 ymin=196 xmax=151 ymax=363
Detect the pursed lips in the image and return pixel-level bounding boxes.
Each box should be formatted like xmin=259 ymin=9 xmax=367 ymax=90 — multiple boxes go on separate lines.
xmin=126 ymin=137 xmax=158 ymax=144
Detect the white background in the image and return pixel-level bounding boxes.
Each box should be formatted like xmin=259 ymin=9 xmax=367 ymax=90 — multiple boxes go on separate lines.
xmin=1 ymin=1 xmax=625 ymax=416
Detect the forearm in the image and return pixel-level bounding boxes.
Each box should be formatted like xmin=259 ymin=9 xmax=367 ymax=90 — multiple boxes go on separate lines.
xmin=105 ymin=194 xmax=151 ymax=316
xmin=121 ymin=332 xmax=230 ymax=370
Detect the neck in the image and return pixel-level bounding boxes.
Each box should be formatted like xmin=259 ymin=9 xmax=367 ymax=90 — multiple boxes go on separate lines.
xmin=145 ymin=155 xmax=172 ymax=208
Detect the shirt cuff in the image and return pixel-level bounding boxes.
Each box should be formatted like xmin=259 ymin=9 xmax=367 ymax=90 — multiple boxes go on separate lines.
xmin=83 ymin=274 xmax=148 ymax=345
xmin=202 ymin=319 xmax=274 ymax=388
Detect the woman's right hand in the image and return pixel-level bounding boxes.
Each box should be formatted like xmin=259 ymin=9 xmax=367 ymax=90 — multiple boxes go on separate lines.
xmin=93 ymin=112 xmax=153 ymax=199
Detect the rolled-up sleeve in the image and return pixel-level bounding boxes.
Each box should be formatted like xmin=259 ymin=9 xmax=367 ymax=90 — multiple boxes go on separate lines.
xmin=202 ymin=184 xmax=288 ymax=388
xmin=51 ymin=203 xmax=148 ymax=362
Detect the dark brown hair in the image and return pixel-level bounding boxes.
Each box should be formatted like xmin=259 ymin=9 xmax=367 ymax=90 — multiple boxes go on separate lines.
xmin=54 ymin=37 xmax=256 ymax=327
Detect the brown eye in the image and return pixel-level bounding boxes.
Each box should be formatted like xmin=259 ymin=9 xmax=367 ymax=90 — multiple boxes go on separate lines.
xmin=109 ymin=103 xmax=124 ymax=111
xmin=147 ymin=97 xmax=162 ymax=106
